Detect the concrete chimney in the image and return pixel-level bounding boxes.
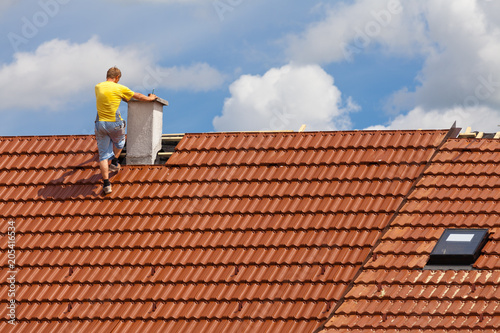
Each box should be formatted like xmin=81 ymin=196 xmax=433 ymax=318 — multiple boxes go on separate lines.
xmin=126 ymin=97 xmax=169 ymax=165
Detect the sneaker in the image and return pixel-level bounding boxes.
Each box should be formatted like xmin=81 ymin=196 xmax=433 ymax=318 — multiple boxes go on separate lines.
xmin=103 ymin=184 xmax=112 ymax=194
xmin=109 ymin=162 xmax=121 ymax=172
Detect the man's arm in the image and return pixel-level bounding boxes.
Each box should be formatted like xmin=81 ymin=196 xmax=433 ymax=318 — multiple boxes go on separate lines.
xmin=130 ymin=92 xmax=157 ymax=102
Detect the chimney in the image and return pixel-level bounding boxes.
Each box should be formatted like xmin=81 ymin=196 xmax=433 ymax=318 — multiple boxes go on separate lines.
xmin=126 ymin=97 xmax=169 ymax=165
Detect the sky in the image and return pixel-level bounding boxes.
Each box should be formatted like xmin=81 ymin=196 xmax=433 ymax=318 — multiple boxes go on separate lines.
xmin=1 ymin=0 xmax=500 ymax=136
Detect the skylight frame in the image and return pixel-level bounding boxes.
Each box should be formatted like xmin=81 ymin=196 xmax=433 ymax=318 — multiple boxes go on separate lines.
xmin=427 ymin=228 xmax=489 ymax=267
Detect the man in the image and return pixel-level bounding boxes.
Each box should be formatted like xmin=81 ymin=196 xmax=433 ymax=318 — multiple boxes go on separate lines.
xmin=95 ymin=67 xmax=157 ymax=194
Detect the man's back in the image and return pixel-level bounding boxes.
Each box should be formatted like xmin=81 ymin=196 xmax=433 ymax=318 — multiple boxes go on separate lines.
xmin=95 ymin=81 xmax=134 ymax=122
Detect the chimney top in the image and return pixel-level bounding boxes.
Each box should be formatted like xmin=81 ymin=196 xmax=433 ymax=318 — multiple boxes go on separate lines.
xmin=128 ymin=96 xmax=169 ymax=106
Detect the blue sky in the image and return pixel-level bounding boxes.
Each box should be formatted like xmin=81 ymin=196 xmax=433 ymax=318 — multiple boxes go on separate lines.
xmin=1 ymin=0 xmax=500 ymax=136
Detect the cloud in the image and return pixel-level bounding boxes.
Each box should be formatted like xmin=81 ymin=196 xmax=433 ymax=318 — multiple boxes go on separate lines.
xmin=379 ymin=0 xmax=500 ymax=131
xmin=367 ymin=106 xmax=500 ymax=133
xmin=286 ymin=0 xmax=428 ymax=64
xmin=0 ymin=37 xmax=225 ymax=111
xmin=213 ymin=63 xmax=359 ymax=132
xmin=388 ymin=0 xmax=500 ymax=112
xmin=287 ymin=0 xmax=500 ymax=132
xmin=132 ymin=63 xmax=227 ymax=92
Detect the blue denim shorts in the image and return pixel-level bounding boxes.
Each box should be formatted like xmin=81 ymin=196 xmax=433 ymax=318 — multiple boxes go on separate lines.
xmin=95 ymin=120 xmax=126 ymax=161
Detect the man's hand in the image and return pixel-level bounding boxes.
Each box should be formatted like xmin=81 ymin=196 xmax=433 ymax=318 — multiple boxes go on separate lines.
xmin=132 ymin=92 xmax=157 ymax=102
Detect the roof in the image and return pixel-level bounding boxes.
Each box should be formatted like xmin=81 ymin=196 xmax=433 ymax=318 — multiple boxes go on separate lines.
xmin=1 ymin=128 xmax=498 ymax=332
xmin=319 ymin=137 xmax=500 ymax=332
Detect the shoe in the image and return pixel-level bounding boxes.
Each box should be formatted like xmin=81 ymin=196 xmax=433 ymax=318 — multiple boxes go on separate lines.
xmin=109 ymin=162 xmax=120 ymax=172
xmin=103 ymin=184 xmax=112 ymax=194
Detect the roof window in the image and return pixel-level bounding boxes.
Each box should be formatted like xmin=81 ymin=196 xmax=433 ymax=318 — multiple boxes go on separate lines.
xmin=426 ymin=229 xmax=489 ymax=268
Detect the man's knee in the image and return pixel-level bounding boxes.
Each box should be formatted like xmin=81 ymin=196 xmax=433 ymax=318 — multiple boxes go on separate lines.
xmin=115 ymin=137 xmax=126 ymax=150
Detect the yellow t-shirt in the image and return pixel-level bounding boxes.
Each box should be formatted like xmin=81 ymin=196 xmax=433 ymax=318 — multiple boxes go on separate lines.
xmin=95 ymin=81 xmax=135 ymax=122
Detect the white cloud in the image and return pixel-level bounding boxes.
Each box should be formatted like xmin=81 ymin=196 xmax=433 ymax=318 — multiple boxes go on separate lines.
xmin=286 ymin=0 xmax=428 ymax=64
xmin=213 ymin=63 xmax=359 ymax=132
xmin=0 ymin=37 xmax=225 ymax=111
xmin=287 ymin=0 xmax=500 ymax=132
xmin=132 ymin=63 xmax=226 ymax=92
xmin=379 ymin=0 xmax=500 ymax=132
xmin=390 ymin=0 xmax=500 ymax=111
xmin=367 ymin=106 xmax=500 ymax=133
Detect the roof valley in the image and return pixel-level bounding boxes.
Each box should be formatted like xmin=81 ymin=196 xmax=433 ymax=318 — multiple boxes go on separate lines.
xmin=314 ymin=126 xmax=458 ymax=333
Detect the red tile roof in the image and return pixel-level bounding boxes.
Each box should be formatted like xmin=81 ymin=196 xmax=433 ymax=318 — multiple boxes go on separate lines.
xmin=3 ymin=129 xmax=490 ymax=333
xmin=319 ymin=137 xmax=500 ymax=332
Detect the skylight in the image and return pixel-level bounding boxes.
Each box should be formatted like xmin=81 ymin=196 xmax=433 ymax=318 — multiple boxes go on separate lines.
xmin=427 ymin=229 xmax=489 ymax=267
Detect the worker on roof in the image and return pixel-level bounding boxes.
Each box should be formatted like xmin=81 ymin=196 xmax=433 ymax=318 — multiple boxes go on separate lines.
xmin=95 ymin=67 xmax=157 ymax=194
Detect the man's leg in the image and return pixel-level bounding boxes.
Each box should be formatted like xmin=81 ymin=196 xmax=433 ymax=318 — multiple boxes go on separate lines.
xmin=99 ymin=159 xmax=110 ymax=181
xmin=99 ymin=158 xmax=112 ymax=194
xmin=95 ymin=122 xmax=113 ymax=194
xmin=109 ymin=145 xmax=122 ymax=172
xmin=109 ymin=122 xmax=126 ymax=171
